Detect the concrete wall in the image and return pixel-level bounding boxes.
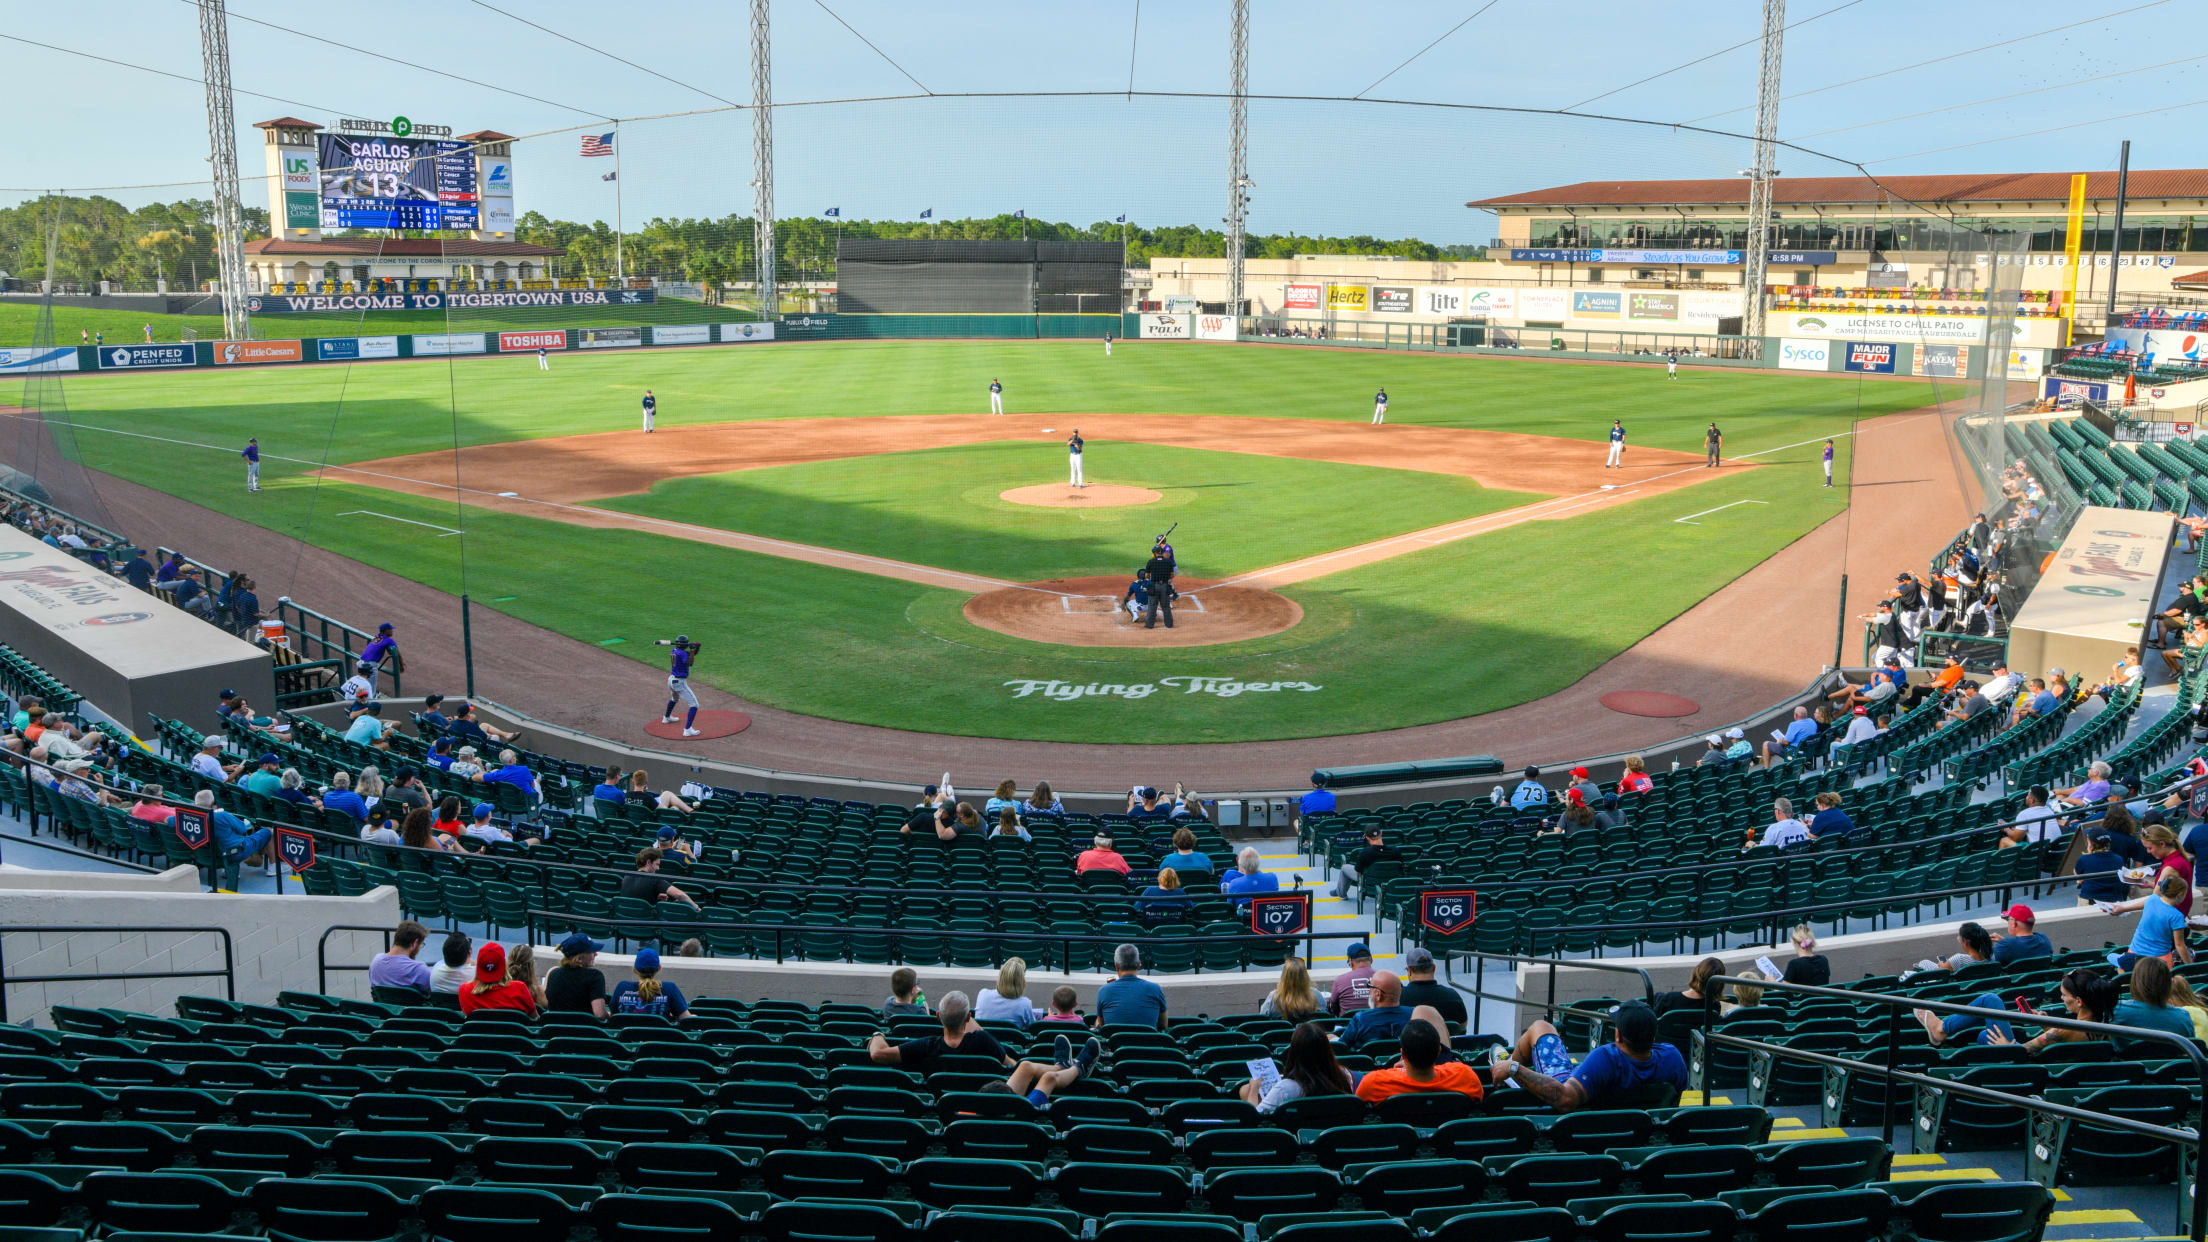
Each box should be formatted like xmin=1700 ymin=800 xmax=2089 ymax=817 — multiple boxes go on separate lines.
xmin=0 ymin=878 xmax=399 ymax=1027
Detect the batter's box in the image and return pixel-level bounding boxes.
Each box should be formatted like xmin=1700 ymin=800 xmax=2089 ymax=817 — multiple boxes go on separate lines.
xmin=1061 ymin=594 xmax=1206 ymax=614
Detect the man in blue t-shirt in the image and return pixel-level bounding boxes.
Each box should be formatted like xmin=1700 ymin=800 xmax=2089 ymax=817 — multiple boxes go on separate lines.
xmin=1299 ymin=774 xmax=1337 ymax=818
xmin=1497 ymin=1001 xmax=1686 ymax=1112
xmin=1989 ymin=904 xmax=2053 ymax=964
xmin=1095 ymin=944 xmax=1168 ymax=1029
xmin=1509 ymin=766 xmax=1549 ymax=810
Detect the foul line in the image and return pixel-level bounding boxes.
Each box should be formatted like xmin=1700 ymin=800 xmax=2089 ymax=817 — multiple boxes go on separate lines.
xmin=334 ymin=509 xmax=462 ymax=536
xmin=1673 ymin=499 xmax=1769 ymax=525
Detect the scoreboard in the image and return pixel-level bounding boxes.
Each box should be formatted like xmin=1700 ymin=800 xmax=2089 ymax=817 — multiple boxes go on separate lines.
xmin=317 ymin=134 xmax=478 ymax=230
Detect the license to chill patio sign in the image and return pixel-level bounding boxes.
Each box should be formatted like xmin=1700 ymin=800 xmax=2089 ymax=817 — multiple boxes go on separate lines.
xmin=1004 ymin=677 xmax=1323 ymax=701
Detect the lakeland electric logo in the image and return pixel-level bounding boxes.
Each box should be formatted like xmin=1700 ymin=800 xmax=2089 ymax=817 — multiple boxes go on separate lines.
xmin=1796 ymin=317 xmax=1829 ymax=332
xmin=80 ymin=612 xmax=151 ymax=626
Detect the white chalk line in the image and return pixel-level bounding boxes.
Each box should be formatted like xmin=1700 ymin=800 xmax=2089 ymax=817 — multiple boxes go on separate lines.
xmin=333 ymin=509 xmax=462 ymax=536
xmin=1674 ymin=499 xmax=1770 ymax=525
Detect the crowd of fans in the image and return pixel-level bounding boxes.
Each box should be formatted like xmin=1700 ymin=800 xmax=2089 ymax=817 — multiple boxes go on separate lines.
xmin=2 ymin=499 xmax=272 ymax=642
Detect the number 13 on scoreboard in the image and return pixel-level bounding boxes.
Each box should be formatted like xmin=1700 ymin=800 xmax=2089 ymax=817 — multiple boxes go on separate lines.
xmin=1419 ymin=888 xmax=1479 ymax=937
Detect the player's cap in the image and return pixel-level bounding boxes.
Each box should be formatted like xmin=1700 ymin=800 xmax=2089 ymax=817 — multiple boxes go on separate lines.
xmin=675 ymin=634 xmax=689 ymax=645
xmin=377 ymin=622 xmax=393 ymax=633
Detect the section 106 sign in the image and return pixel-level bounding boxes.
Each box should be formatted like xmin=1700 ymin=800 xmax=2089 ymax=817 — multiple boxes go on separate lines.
xmin=1419 ymin=888 xmax=1478 ymax=936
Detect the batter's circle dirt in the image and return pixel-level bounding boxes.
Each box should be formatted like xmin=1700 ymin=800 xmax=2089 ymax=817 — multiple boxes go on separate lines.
xmin=964 ymin=576 xmax=1302 ymax=648
xmin=999 ymin=483 xmax=1162 ymax=508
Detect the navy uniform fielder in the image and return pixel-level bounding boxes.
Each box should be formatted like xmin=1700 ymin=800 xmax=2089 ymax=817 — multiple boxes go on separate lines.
xmin=642 ymin=389 xmax=657 ymax=433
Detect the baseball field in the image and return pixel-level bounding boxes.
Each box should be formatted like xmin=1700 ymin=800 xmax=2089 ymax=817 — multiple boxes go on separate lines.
xmin=28 ymin=339 xmax=1936 ymax=743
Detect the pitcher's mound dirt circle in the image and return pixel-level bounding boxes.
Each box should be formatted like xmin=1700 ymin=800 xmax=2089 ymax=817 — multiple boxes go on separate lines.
xmin=1000 ymin=483 xmax=1162 ymax=508
xmin=965 ymin=576 xmax=1302 ymax=648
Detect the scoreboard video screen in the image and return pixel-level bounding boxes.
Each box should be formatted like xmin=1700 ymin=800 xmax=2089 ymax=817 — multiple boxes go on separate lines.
xmin=317 ymin=134 xmax=478 ymax=230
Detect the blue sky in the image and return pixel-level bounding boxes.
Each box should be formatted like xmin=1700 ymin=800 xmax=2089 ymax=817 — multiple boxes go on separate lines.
xmin=6 ymin=0 xmax=2203 ymax=244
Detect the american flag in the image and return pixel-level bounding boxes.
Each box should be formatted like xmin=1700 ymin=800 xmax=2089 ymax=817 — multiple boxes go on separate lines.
xmin=580 ymin=132 xmax=614 ymax=157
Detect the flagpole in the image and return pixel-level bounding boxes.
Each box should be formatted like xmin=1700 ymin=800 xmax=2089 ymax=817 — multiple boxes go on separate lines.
xmin=613 ymin=123 xmax=625 ymax=284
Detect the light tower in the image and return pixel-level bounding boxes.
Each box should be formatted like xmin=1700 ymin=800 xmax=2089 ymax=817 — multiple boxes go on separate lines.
xmin=751 ymin=0 xmax=777 ymax=318
xmin=197 ymin=0 xmax=251 ymax=340
xmin=1740 ymin=0 xmax=1786 ymax=354
xmin=1224 ymin=0 xmax=1249 ymax=318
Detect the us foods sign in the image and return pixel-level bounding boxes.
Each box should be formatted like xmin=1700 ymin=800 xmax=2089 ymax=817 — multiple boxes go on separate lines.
xmin=1006 ymin=677 xmax=1322 ymax=701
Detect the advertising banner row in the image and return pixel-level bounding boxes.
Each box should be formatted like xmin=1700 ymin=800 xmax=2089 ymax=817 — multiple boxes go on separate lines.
xmin=1278 ymin=282 xmax=1743 ymax=327
xmin=70 ymin=322 xmax=778 ymax=371
xmin=1776 ymin=338 xmax=2046 ymax=380
xmin=1137 ymin=313 xmax=1241 ymax=341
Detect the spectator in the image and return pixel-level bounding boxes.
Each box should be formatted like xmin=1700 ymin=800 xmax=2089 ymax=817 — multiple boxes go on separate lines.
xmin=2091 ymin=649 xmax=2145 ymax=702
xmin=1355 ymin=1015 xmax=1484 ymax=1104
xmin=1398 ymin=946 xmax=1468 ymax=1026
xmin=1261 ymin=957 xmax=1323 ymax=1022
xmin=429 ymin=933 xmax=472 ymax=995
xmin=1655 ymin=957 xmax=1724 ymax=1017
xmin=545 ymin=933 xmax=610 ymax=1018
xmin=403 ymin=806 xmax=460 ymax=853
xmin=882 ymin=967 xmax=929 ymax=1019
xmin=458 ymin=943 xmax=538 ymax=1017
xmin=1761 ymin=705 xmax=1819 ymax=766
xmin=627 ymin=769 xmax=692 ymax=814
xmin=1328 ymin=942 xmax=1377 ymax=1014
xmin=1908 ymin=922 xmax=1994 ymax=975
xmin=677 ymin=939 xmax=704 ymax=958
xmin=344 ymin=701 xmax=385 ymax=745
xmin=1987 ymin=969 xmax=2121 ymax=1055
xmin=1137 ymin=868 xmax=1192 ymax=922
xmin=867 ymin=991 xmax=1013 ymax=1071
xmin=195 ymin=789 xmax=272 ymax=888
xmin=1095 ymin=944 xmax=1168 ymax=1029
xmin=129 ymin=786 xmax=176 ymax=830
xmin=2162 ymin=974 xmax=2208 ymax=1041
xmin=449 ymin=746 xmax=486 ymax=780
xmin=2138 ymin=824 xmax=2194 ymax=915
xmin=449 ymin=702 xmax=518 ymax=748
xmin=356 ymin=766 xmax=385 ymax=804
xmin=975 ymin=957 xmax=1038 ymax=1027
xmin=1126 ymin=786 xmax=1171 ymax=821
xmin=1170 ymin=787 xmax=1208 ymax=822
xmin=1341 ymin=971 xmax=1411 ymax=1046
xmin=1911 ymin=992 xmax=2016 ymax=1047
xmin=321 ymin=771 xmax=368 ymax=822
xmin=2101 ymin=871 xmax=2194 ymax=970
xmin=988 ymin=1031 xmax=1107 ymax=1111
xmin=1616 ymin=755 xmax=1654 ymax=796
xmin=1160 ymin=827 xmax=1210 ymax=874
xmin=1038 ymin=986 xmax=1084 ymax=1024
xmin=236 ymin=753 xmax=282 ymax=796
xmin=1497 ymin=1001 xmax=1686 ymax=1111
xmin=1766 ymin=925 xmax=1830 ymax=986
xmin=1220 ymin=847 xmax=1280 ymax=908
xmin=478 ymin=750 xmax=540 ymax=803
xmin=1333 ymin=825 xmax=1402 ymax=900
xmin=1298 ymin=772 xmax=1337 ymax=818
xmin=1805 ymin=792 xmax=1855 ymax=839
xmin=1989 ymin=904 xmax=2053 ymax=963
xmin=424 ymin=739 xmax=457 ymax=774
xmin=276 ymin=769 xmax=316 ymax=806
xmin=1998 ymin=786 xmax=2062 ymax=850
xmin=1240 ymin=1021 xmax=1357 ymax=1113
xmin=904 ymin=801 xmax=957 ymax=840
xmin=2074 ymin=831 xmax=2128 ymax=905
xmin=1748 ymin=798 xmax=1812 ymax=851
xmin=621 ymin=847 xmax=701 ymax=911
xmin=368 ymin=921 xmax=432 ymax=994
xmin=120 ymin=548 xmax=154 ymax=592
xmin=417 ymin=694 xmax=451 ymax=735
xmin=1075 ymin=834 xmax=1129 ymax=875
xmin=2098 ymin=802 xmax=2155 ymax=867
xmin=952 ymin=802 xmax=984 ymax=836
xmin=1509 ymin=766 xmax=1549 ymax=810
xmin=1722 ymin=728 xmax=1753 ymax=761
xmin=359 ymin=811 xmax=404 ymax=847
xmin=1020 ymin=781 xmax=1064 ymax=818
xmin=2054 ymin=761 xmax=2115 ymax=809
xmin=612 ymin=947 xmax=689 ymax=1019
xmin=508 ymin=944 xmax=543 ymax=1005
xmin=591 ymin=766 xmax=626 ymax=806
xmin=991 ymin=808 xmax=1031 ymax=842
xmin=2164 ymin=618 xmax=2208 ymax=675
xmin=383 ymin=767 xmax=430 ymax=814
xmin=984 ymin=780 xmax=1020 ymax=818
xmin=191 ymin=735 xmax=239 ymax=783
xmin=2010 ymin=677 xmax=2059 ymax=724
xmin=2114 ymin=957 xmax=2198 ymax=1041
xmin=1695 ymin=734 xmax=1728 ymax=766
xmin=653 ymin=823 xmax=699 ymax=864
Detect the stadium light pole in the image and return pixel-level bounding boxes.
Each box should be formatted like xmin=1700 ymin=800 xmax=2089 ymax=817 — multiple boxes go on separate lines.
xmin=1740 ymin=0 xmax=1786 ymax=358
xmin=196 ymin=0 xmax=251 ymax=341
xmin=1224 ymin=0 xmax=1249 ymax=318
xmin=751 ymin=0 xmax=777 ymax=319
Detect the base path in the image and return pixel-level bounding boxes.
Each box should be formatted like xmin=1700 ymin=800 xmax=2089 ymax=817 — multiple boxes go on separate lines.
xmin=965 ymin=576 xmax=1302 ymax=648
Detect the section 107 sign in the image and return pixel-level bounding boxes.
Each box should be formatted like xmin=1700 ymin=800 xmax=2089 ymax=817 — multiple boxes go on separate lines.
xmin=1248 ymin=892 xmax=1311 ymax=937
xmin=1419 ymin=888 xmax=1478 ymax=936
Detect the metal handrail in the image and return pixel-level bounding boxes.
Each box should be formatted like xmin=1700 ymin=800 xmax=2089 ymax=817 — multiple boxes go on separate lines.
xmin=0 ymin=923 xmax=236 ymax=1024
xmin=315 ymin=923 xmax=394 ymax=995
xmin=1700 ymin=972 xmax=2208 ymax=1241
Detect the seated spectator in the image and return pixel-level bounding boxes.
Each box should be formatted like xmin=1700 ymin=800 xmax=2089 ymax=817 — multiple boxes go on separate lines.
xmin=991 ymin=808 xmax=1031 ymax=842
xmin=1137 ymin=868 xmax=1192 ymax=922
xmin=1805 ymin=791 xmax=1855 ymax=838
xmin=545 ymin=933 xmax=610 ymax=1018
xmin=1509 ymin=766 xmax=1549 ymax=810
xmin=1998 ymin=785 xmax=2061 ymax=850
xmin=344 ymin=700 xmax=386 ymax=745
xmin=1654 ymin=957 xmax=1724 ymax=1017
xmin=1356 ymin=1015 xmax=1484 ymax=1104
xmin=276 ymin=768 xmax=317 ymax=806
xmin=2101 ymin=871 xmax=2195 ymax=970
xmin=129 ymin=786 xmax=176 ymax=829
xmin=985 ymin=1031 xmax=1105 ymax=1111
xmin=613 ymin=947 xmax=689 ymax=1019
xmin=369 ymin=920 xmax=432 ymax=994
xmin=458 ymin=942 xmax=538 ymax=1016
xmin=1988 ymin=969 xmax=2120 ymax=1055
xmin=868 ymin=991 xmax=1013 ymax=1070
xmin=2010 ymin=677 xmax=2059 ymax=723
xmin=678 ymin=939 xmax=704 ymax=958
xmin=1262 ymin=957 xmax=1324 ymax=1022
xmin=1695 ymin=734 xmax=1729 ymax=766
xmin=321 ymin=771 xmax=368 ymax=822
xmin=1341 ymin=971 xmax=1411 ymax=1046
xmin=1615 ymin=755 xmax=1653 ymax=796
xmin=1298 ymin=772 xmax=1337 ymax=818
xmin=1722 ymin=728 xmax=1753 ymax=761
xmin=1989 ymin=904 xmax=2052 ymax=963
xmin=449 ymin=702 xmax=518 ymax=748
xmin=448 ymin=746 xmax=487 ymax=780
xmin=975 ymin=957 xmax=1038 ymax=1028
xmin=1170 ymin=786 xmax=1208 ymax=821
xmin=1038 ymin=986 xmax=1084 ymax=1024
xmin=1761 ymin=705 xmax=1819 ymax=766
xmin=1075 ymin=834 xmax=1130 ymax=875
xmin=1126 ymin=786 xmax=1171 ymax=821
xmin=1763 ymin=925 xmax=1829 ymax=986
xmin=191 ymin=735 xmax=240 ymax=783
xmin=1333 ymin=825 xmax=1402 ymax=899
xmin=1910 ymin=921 xmax=1995 ymax=975
xmin=417 ymin=693 xmax=451 ymax=735
xmin=1160 ymin=827 xmax=1211 ymax=874
xmin=591 ymin=766 xmax=626 ymax=806
xmin=1747 ymin=797 xmax=1812 ymax=851
xmin=423 ymin=738 xmax=457 ymax=774
xmin=951 ymin=802 xmax=985 ymax=836
xmin=195 ymin=789 xmax=272 ymax=887
xmin=356 ymin=766 xmax=386 ymax=805
xmin=1909 ymin=654 xmax=1968 ymax=708
xmin=2074 ymin=830 xmax=2128 ymax=905
xmin=1398 ymin=946 xmax=1468 ymax=1026
xmin=462 ymin=802 xmax=538 ymax=848
xmin=2163 ymin=618 xmax=2208 ymax=674
xmin=2054 ymin=762 xmax=2115 ymax=809
xmin=2098 ymin=802 xmax=2155 ymax=867
xmin=1241 ymin=1021 xmax=1357 ymax=1113
xmin=406 ymin=805 xmax=460 ymax=852
xmin=984 ymin=780 xmax=1020 ymax=819
xmin=1095 ymin=944 xmax=1167 ymax=1029
xmin=477 ymin=750 xmax=541 ymax=803
xmin=2138 ymin=824 xmax=2193 ymax=915
xmin=882 ymin=967 xmax=928 ymax=1019
xmin=904 ymin=802 xmax=956 ymax=840
xmin=653 ymin=823 xmax=699 ymax=864
xmin=429 ymin=933 xmax=472 ymax=995
xmin=1497 ymin=1001 xmax=1686 ymax=1111
xmin=2091 ymin=648 xmax=2145 ymax=701
xmin=1329 ymin=942 xmax=1377 ymax=1014
xmin=1912 ymin=991 xmax=2017 ymax=1047
xmin=621 ymin=847 xmax=701 ymax=911
xmin=383 ymin=767 xmax=430 ymax=814
xmin=359 ymin=811 xmax=404 ymax=847
xmin=1020 ymin=781 xmax=1064 ymax=818
xmin=627 ymin=768 xmax=691 ymax=813
xmin=1220 ymin=847 xmax=1280 ymax=908
xmin=2113 ymin=957 xmax=2199 ymax=1041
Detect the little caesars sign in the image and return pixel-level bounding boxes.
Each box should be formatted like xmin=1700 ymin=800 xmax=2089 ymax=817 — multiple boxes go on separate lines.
xmin=1006 ymin=676 xmax=1322 ymax=701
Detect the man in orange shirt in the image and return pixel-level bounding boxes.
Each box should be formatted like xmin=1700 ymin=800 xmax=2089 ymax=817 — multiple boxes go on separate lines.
xmin=1074 ymin=834 xmax=1130 ymax=876
xmin=1353 ymin=1012 xmax=1484 ymax=1104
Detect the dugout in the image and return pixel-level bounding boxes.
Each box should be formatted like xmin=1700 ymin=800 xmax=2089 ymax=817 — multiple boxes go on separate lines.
xmin=2003 ymin=506 xmax=2172 ymax=681
xmin=837 ymin=240 xmax=1122 ymax=314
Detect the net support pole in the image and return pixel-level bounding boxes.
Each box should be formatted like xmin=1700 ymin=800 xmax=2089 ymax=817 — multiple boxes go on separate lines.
xmin=1740 ymin=0 xmax=1785 ymax=358
xmin=1224 ymin=0 xmax=1249 ymax=319
xmin=196 ymin=0 xmax=251 ymax=341
xmin=613 ymin=123 xmax=626 ymax=284
xmin=2105 ymin=140 xmax=2132 ymax=326
xmin=751 ymin=0 xmax=777 ymax=318
xmin=461 ymin=594 xmax=477 ymax=699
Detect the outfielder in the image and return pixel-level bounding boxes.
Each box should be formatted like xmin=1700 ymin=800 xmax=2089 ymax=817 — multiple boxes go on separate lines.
xmin=1371 ymin=387 xmax=1388 ymax=426
xmin=1666 ymin=352 xmax=1678 ymax=379
xmin=1605 ymin=419 xmax=1625 ymax=469
xmin=642 ymin=389 xmax=657 ymax=433
xmin=1823 ymin=439 xmax=1835 ymax=488
xmin=241 ymin=438 xmax=260 ymax=492
xmin=989 ymin=378 xmax=1005 ymax=415
xmin=1104 ymin=332 xmax=1113 ymax=357
xmin=537 ymin=347 xmax=550 ymax=372
xmin=1068 ymin=429 xmax=1085 ymax=488
xmin=655 ymin=636 xmax=702 ymax=736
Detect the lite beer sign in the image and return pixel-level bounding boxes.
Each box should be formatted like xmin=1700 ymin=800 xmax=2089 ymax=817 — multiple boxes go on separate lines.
xmin=1419 ymin=888 xmax=1479 ymax=936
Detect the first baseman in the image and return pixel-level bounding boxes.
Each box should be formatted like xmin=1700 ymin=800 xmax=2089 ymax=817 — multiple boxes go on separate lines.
xmin=1371 ymin=387 xmax=1388 ymax=426
xmin=989 ymin=378 xmax=1005 ymax=415
xmin=1068 ymin=429 xmax=1086 ymax=488
xmin=1605 ymin=419 xmax=1625 ymax=468
xmin=656 ymin=636 xmax=701 ymax=736
xmin=642 ymin=389 xmax=656 ymax=433
xmin=241 ymin=438 xmax=260 ymax=492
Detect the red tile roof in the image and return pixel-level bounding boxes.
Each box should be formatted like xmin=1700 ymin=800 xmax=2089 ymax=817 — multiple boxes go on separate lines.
xmin=1468 ymin=169 xmax=2208 ymax=209
xmin=457 ymin=130 xmax=517 ymax=143
xmin=244 ymin=238 xmax=563 ymax=258
xmin=252 ymin=117 xmax=322 ymax=131
xmin=2172 ymin=270 xmax=2208 ymax=288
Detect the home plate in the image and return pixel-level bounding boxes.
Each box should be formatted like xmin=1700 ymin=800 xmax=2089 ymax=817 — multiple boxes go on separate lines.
xmin=644 ymin=710 xmax=751 ymax=740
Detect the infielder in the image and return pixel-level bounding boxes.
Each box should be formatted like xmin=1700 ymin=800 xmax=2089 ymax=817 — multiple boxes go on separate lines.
xmin=537 ymin=347 xmax=550 ymax=372
xmin=1067 ymin=429 xmax=1086 ymax=488
xmin=1605 ymin=419 xmax=1625 ymax=469
xmin=1104 ymin=332 xmax=1113 ymax=357
xmin=989 ymin=378 xmax=1005 ymax=415
xmin=642 ymin=389 xmax=656 ymax=433
xmin=241 ymin=438 xmax=260 ymax=492
xmin=1371 ymin=387 xmax=1388 ymax=426
xmin=655 ymin=636 xmax=702 ymax=736
xmin=1823 ymin=439 xmax=1835 ymax=488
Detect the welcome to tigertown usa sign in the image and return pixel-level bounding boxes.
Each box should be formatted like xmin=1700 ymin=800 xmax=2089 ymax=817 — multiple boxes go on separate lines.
xmin=1005 ymin=677 xmax=1323 ymax=701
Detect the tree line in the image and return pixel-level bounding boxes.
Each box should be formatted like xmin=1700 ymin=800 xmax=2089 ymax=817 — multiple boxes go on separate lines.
xmin=0 ymin=195 xmax=271 ymax=290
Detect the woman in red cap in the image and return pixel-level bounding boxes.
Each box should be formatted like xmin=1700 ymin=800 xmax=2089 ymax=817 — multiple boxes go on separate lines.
xmin=458 ymin=942 xmax=539 ymax=1016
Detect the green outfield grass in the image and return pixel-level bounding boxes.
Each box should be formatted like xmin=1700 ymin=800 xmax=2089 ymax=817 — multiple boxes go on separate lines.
xmin=0 ymin=297 xmax=739 ymax=348
xmin=594 ymin=442 xmax=1539 ymax=581
xmin=34 ymin=339 xmax=1914 ymax=741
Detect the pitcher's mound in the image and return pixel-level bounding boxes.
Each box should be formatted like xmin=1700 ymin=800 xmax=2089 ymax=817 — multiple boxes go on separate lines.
xmin=965 ymin=576 xmax=1302 ymax=648
xmin=644 ymin=710 xmax=752 ymax=740
xmin=1001 ymin=483 xmax=1161 ymax=508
